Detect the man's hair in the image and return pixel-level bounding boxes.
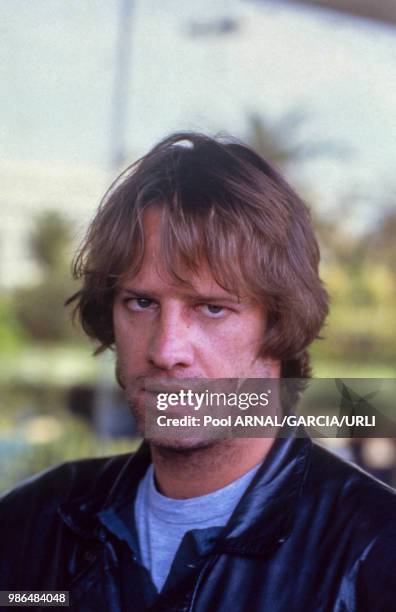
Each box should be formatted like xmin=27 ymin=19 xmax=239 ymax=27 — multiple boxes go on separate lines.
xmin=68 ymin=132 xmax=329 ymax=378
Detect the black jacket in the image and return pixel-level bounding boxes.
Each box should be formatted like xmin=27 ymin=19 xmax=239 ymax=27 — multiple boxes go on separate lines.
xmin=1 ymin=435 xmax=396 ymax=611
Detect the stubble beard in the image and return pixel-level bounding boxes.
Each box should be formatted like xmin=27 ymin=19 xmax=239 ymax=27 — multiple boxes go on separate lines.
xmin=125 ymin=385 xmax=241 ymax=473
xmin=117 ymin=360 xmax=220 ymax=454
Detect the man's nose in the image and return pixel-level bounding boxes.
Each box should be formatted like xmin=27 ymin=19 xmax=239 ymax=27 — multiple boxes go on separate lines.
xmin=147 ymin=307 xmax=194 ymax=371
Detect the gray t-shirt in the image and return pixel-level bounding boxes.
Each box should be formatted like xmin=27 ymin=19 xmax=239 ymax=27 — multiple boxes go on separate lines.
xmin=134 ymin=461 xmax=261 ymax=592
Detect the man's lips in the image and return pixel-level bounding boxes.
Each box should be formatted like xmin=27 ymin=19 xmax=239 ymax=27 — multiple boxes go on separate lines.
xmin=142 ymin=378 xmax=207 ymax=394
xmin=139 ymin=377 xmax=243 ymax=396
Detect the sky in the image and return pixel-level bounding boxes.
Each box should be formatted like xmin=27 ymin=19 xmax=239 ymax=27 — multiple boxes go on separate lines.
xmin=1 ymin=0 xmax=396 ymax=214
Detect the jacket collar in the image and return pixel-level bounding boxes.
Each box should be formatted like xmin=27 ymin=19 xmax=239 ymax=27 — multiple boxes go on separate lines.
xmin=59 ymin=432 xmax=311 ymax=555
xmin=214 ymin=433 xmax=311 ymax=555
xmin=58 ymin=443 xmax=152 ymax=540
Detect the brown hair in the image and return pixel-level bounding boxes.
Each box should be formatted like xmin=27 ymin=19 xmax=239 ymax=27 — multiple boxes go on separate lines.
xmin=68 ymin=132 xmax=329 ymax=378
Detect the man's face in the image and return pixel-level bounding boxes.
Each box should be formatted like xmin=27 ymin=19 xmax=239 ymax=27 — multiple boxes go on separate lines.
xmin=113 ymin=207 xmax=279 ymax=448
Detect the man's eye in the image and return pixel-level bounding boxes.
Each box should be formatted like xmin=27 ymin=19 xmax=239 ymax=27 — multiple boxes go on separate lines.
xmin=126 ymin=297 xmax=154 ymax=311
xmin=201 ymin=304 xmax=226 ymax=318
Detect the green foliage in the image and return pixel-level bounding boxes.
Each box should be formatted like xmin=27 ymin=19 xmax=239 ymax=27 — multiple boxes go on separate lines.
xmin=312 ymin=262 xmax=396 ymax=366
xmin=367 ymin=205 xmax=396 ymax=271
xmin=0 ymin=346 xmax=97 ymax=388
xmin=12 ymin=210 xmax=79 ymax=343
xmin=29 ymin=210 xmax=73 ymax=273
xmin=0 ymin=297 xmax=25 ymax=352
xmin=0 ymin=413 xmax=140 ymax=494
xmin=13 ymin=276 xmax=78 ymax=342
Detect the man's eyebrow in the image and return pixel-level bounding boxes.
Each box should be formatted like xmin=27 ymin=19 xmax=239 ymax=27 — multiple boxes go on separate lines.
xmin=117 ymin=287 xmax=154 ymax=298
xmin=187 ymin=293 xmax=243 ymax=305
xmin=117 ymin=286 xmax=243 ymax=304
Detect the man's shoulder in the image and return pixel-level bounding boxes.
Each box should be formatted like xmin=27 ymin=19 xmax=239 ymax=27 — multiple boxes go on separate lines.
xmin=308 ymin=441 xmax=396 ymax=523
xmin=296 ymin=442 xmax=396 ymax=608
xmin=0 ymin=453 xmax=133 ymax=526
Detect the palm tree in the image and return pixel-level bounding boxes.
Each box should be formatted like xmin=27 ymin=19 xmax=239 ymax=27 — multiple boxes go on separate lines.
xmin=246 ymin=109 xmax=347 ymax=171
xmin=30 ymin=211 xmax=73 ymax=273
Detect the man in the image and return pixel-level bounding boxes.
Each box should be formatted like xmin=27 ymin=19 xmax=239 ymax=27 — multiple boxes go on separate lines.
xmin=1 ymin=132 xmax=395 ymax=611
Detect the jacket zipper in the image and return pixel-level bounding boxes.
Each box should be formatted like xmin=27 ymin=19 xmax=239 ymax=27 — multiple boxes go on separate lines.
xmin=187 ymin=555 xmax=219 ymax=612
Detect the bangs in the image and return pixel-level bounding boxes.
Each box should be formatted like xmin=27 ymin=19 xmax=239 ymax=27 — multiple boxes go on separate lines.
xmin=120 ymin=197 xmax=279 ymax=305
xmin=159 ymin=202 xmax=254 ymax=299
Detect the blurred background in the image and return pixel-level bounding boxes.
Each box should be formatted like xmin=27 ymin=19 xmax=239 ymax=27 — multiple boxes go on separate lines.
xmin=1 ymin=0 xmax=395 ymax=492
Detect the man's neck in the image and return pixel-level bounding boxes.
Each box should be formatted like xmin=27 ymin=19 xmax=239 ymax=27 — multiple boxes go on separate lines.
xmin=150 ymin=438 xmax=275 ymax=499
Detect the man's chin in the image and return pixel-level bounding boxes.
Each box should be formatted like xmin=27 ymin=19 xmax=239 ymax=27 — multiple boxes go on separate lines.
xmin=146 ymin=435 xmax=217 ymax=454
